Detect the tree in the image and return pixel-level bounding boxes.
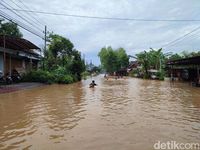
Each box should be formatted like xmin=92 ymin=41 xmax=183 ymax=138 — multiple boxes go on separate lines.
xmin=168 ymin=53 xmax=182 ymax=60
xmin=98 ymin=46 xmax=129 ymax=74
xmin=69 ymin=50 xmax=85 ymax=81
xmin=0 ymin=20 xmax=23 ymax=37
xmin=42 ymin=33 xmax=85 ymax=81
xmin=116 ymin=48 xmax=129 ymax=69
xmin=181 ymin=50 xmax=200 ymax=58
xmin=136 ymin=48 xmax=165 ymax=78
xmin=136 ymin=51 xmax=149 ymax=77
xmin=168 ymin=51 xmax=200 ymax=60
xmin=48 ymin=33 xmax=74 ymax=58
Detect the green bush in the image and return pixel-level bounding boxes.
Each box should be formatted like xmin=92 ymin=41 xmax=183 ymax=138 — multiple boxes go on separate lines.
xmin=81 ymin=71 xmax=90 ymax=80
xmin=129 ymin=69 xmax=139 ymax=77
xmin=52 ymin=66 xmax=75 ymax=84
xmin=52 ymin=66 xmax=69 ymax=76
xmin=22 ymin=70 xmax=55 ymax=84
xmin=22 ymin=68 xmax=75 ymax=84
xmin=156 ymin=71 xmax=165 ymax=80
xmin=55 ymin=74 xmax=74 ymax=84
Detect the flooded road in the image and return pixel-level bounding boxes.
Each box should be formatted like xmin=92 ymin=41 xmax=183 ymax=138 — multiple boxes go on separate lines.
xmin=0 ymin=75 xmax=200 ymax=150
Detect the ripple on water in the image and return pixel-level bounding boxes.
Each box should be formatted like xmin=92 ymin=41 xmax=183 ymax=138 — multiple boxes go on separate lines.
xmin=0 ymin=77 xmax=200 ymax=149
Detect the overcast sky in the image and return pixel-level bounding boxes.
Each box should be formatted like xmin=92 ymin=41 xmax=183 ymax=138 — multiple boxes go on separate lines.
xmin=2 ymin=0 xmax=200 ymax=65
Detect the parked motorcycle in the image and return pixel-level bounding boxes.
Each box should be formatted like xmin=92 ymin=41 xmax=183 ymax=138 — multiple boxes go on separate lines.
xmin=0 ymin=71 xmax=4 ymax=84
xmin=6 ymin=73 xmax=12 ymax=84
xmin=11 ymin=69 xmax=21 ymax=82
xmin=0 ymin=71 xmax=12 ymax=84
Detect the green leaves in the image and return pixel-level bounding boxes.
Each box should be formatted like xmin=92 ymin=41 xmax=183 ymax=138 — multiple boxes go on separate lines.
xmin=42 ymin=33 xmax=86 ymax=81
xmin=48 ymin=33 xmax=74 ymax=58
xmin=98 ymin=46 xmax=129 ymax=73
xmin=136 ymin=48 xmax=164 ymax=78
xmin=0 ymin=20 xmax=23 ymax=37
xmin=168 ymin=51 xmax=200 ymax=60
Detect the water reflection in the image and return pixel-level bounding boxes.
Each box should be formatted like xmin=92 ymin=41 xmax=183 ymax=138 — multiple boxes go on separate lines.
xmin=0 ymin=76 xmax=200 ymax=150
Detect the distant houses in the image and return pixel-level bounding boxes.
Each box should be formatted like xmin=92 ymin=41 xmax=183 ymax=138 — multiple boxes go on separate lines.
xmin=127 ymin=61 xmax=138 ymax=72
xmin=128 ymin=56 xmax=200 ymax=84
xmin=0 ymin=35 xmax=41 ymax=76
xmin=166 ymin=56 xmax=200 ymax=85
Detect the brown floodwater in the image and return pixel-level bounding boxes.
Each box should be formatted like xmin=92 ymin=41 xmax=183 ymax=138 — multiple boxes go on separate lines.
xmin=0 ymin=75 xmax=200 ymax=150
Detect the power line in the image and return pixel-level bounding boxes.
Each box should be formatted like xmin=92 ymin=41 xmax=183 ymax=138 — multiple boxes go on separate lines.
xmin=9 ymin=0 xmax=44 ymax=29
xmin=0 ymin=11 xmax=44 ymax=39
xmin=15 ymin=0 xmax=46 ymax=27
xmin=162 ymin=25 xmax=200 ymax=48
xmin=0 ymin=1 xmax=43 ymax=33
xmin=0 ymin=10 xmax=44 ymax=39
xmin=1 ymin=0 xmax=44 ymax=32
xmin=0 ymin=7 xmax=200 ymax=22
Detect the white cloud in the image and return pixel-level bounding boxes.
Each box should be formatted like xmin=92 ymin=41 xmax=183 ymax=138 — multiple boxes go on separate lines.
xmin=4 ymin=0 xmax=200 ymax=64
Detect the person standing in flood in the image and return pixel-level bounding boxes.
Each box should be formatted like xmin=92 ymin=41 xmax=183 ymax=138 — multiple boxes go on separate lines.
xmin=89 ymin=80 xmax=97 ymax=88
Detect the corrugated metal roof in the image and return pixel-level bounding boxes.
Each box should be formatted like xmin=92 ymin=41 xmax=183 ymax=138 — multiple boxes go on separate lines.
xmin=167 ymin=56 xmax=200 ymax=65
xmin=0 ymin=35 xmax=40 ymax=53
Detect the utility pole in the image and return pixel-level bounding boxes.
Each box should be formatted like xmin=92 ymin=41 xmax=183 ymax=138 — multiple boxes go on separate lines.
xmin=44 ymin=25 xmax=47 ymax=53
xmin=42 ymin=25 xmax=47 ymax=70
xmin=3 ymin=34 xmax=6 ymax=76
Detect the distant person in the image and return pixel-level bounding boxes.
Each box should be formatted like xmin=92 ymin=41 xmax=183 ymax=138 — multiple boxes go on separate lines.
xmin=104 ymin=74 xmax=109 ymax=80
xmin=89 ymin=80 xmax=97 ymax=88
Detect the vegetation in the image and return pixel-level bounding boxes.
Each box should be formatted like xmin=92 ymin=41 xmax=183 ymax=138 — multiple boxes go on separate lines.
xmin=22 ymin=68 xmax=74 ymax=84
xmin=169 ymin=50 xmax=200 ymax=60
xmin=24 ymin=33 xmax=86 ymax=84
xmin=86 ymin=62 xmax=101 ymax=74
xmin=22 ymin=70 xmax=55 ymax=84
xmin=135 ymin=48 xmax=165 ymax=79
xmin=0 ymin=19 xmax=23 ymax=37
xmin=134 ymin=49 xmax=200 ymax=80
xmin=98 ymin=46 xmax=129 ymax=74
xmin=0 ymin=20 xmax=85 ymax=84
xmin=81 ymin=71 xmax=90 ymax=80
xmin=2 ymin=20 xmax=200 ymax=83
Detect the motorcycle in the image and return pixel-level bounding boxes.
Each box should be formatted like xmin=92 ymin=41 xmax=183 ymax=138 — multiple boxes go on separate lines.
xmin=0 ymin=71 xmax=12 ymax=84
xmin=0 ymin=71 xmax=4 ymax=84
xmin=11 ymin=69 xmax=21 ymax=83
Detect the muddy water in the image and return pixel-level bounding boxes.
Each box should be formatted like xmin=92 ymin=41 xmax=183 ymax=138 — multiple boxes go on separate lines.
xmin=0 ymin=75 xmax=200 ymax=150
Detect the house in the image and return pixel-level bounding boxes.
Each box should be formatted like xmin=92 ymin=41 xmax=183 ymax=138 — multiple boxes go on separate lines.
xmin=0 ymin=35 xmax=41 ymax=76
xmin=166 ymin=56 xmax=200 ymax=84
xmin=127 ymin=61 xmax=139 ymax=72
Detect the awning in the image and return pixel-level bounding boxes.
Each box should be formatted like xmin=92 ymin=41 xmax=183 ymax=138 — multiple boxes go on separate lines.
xmin=0 ymin=35 xmax=40 ymax=53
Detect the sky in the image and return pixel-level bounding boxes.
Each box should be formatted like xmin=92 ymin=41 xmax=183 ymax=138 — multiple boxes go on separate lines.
xmin=1 ymin=0 xmax=200 ymax=65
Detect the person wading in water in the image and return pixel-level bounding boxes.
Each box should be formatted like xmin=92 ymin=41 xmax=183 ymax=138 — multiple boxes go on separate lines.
xmin=89 ymin=80 xmax=97 ymax=88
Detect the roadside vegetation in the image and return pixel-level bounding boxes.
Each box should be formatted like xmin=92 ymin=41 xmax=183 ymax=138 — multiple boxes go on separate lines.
xmin=1 ymin=20 xmax=86 ymax=84
xmin=81 ymin=63 xmax=102 ymax=80
xmin=98 ymin=46 xmax=129 ymax=74
xmin=23 ymin=33 xmax=86 ymax=84
xmin=98 ymin=45 xmax=200 ymax=81
xmin=1 ymin=20 xmax=200 ymax=83
xmin=130 ymin=49 xmax=200 ymax=80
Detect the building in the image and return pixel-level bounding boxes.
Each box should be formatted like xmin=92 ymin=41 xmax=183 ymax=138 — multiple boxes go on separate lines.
xmin=0 ymin=35 xmax=41 ymax=76
xmin=127 ymin=61 xmax=138 ymax=72
xmin=166 ymin=56 xmax=200 ymax=84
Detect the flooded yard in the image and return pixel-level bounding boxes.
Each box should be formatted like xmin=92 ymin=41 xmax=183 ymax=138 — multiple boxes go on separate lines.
xmin=0 ymin=75 xmax=200 ymax=150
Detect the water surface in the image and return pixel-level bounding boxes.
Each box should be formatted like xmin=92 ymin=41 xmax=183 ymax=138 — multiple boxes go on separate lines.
xmin=0 ymin=76 xmax=200 ymax=150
